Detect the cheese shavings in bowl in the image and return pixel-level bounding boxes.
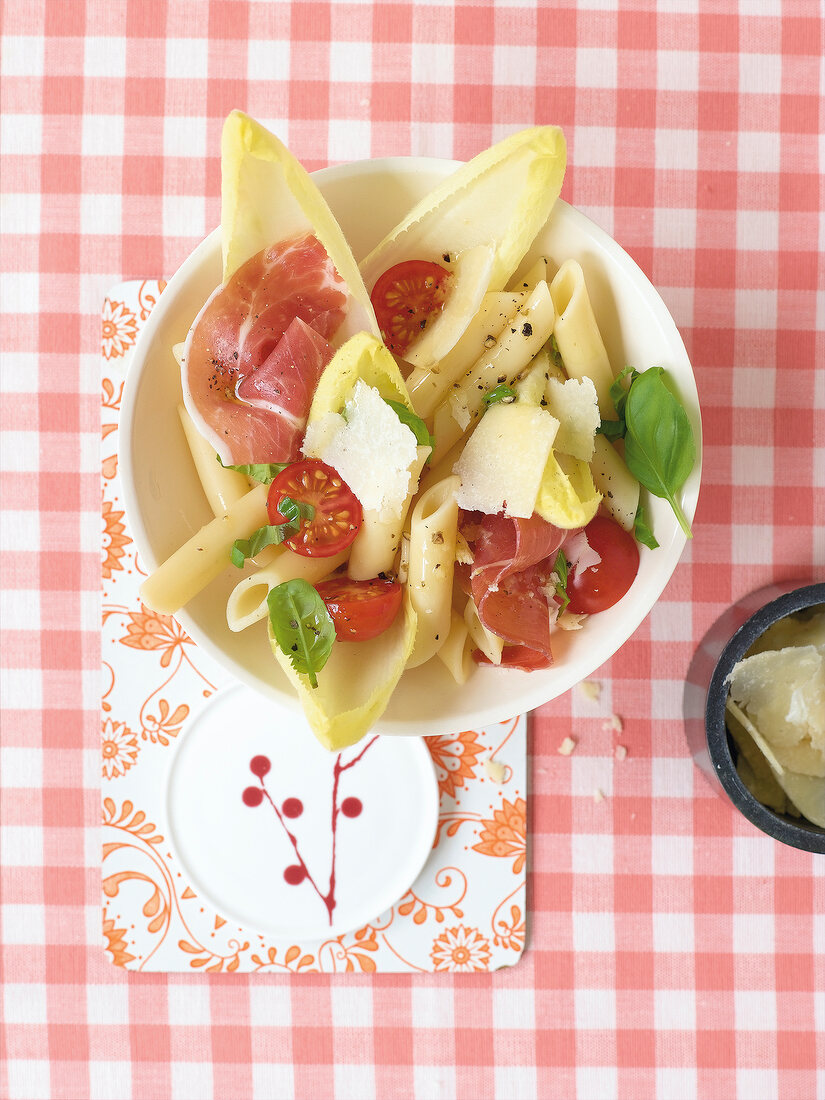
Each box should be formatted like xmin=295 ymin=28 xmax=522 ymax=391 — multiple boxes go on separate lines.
xmin=726 ymin=607 xmax=825 ymax=828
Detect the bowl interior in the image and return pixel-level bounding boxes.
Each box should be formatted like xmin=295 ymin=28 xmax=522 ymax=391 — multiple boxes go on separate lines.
xmin=121 ymin=157 xmax=702 ymax=736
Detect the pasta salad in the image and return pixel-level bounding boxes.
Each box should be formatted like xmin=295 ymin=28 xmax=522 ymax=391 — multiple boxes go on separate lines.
xmin=139 ymin=112 xmax=695 ymax=750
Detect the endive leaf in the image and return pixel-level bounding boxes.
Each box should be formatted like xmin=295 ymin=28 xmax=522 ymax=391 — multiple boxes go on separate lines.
xmin=220 ymin=110 xmax=378 ymax=344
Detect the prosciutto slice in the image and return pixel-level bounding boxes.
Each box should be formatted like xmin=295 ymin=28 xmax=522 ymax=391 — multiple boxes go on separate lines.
xmin=183 ymin=234 xmax=348 ymax=465
xmin=465 ymin=512 xmax=569 ymax=670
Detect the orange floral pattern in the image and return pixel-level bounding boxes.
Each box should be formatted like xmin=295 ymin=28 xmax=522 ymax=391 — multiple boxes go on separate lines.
xmin=101 ymin=718 xmax=139 ymax=779
xmin=141 ymin=699 xmax=189 ymax=746
xmin=431 ymin=925 xmax=491 ymax=972
xmin=102 ymin=916 xmax=136 ymax=967
xmin=101 ymin=298 xmax=138 ymax=360
xmin=472 ymin=797 xmax=527 ymax=874
xmin=120 ymin=604 xmax=193 ymax=668
xmin=102 ymin=497 xmax=131 ymax=578
xmin=427 ymin=728 xmax=485 ymax=800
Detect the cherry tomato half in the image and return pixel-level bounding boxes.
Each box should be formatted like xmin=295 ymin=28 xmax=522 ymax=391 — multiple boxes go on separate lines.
xmin=566 ymin=515 xmax=640 ymax=615
xmin=370 ymin=260 xmax=451 ymax=356
xmin=314 ymin=576 xmax=403 ymax=642
xmin=266 ymin=460 xmax=362 ymax=558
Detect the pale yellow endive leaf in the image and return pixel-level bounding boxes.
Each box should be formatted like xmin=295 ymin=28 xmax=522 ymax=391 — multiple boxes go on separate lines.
xmin=220 ymin=110 xmax=378 ymax=344
xmin=268 ymin=596 xmax=418 ymax=751
xmin=307 ymin=331 xmax=413 ymax=422
xmin=535 ymin=451 xmax=601 ymax=530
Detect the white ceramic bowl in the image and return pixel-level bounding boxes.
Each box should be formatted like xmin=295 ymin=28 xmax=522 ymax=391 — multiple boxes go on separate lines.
xmin=121 ymin=157 xmax=702 ymax=736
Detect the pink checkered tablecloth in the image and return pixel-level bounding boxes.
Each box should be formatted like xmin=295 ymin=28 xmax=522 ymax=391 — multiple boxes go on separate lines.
xmin=1 ymin=2 xmax=824 ymax=1098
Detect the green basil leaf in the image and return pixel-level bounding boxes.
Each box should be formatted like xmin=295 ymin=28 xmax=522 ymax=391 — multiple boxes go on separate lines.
xmin=633 ymin=501 xmax=660 ymax=550
xmin=552 ymin=551 xmax=570 ymax=612
xmin=384 ymin=399 xmax=435 ymax=452
xmin=231 ymin=497 xmax=316 ymax=567
xmin=596 ymin=418 xmax=626 ymax=441
xmin=548 ymin=334 xmax=565 ymax=373
xmin=216 ymin=456 xmax=289 ymax=484
xmin=482 ymin=383 xmax=517 ymax=409
xmin=623 ymin=367 xmax=695 ymax=539
xmin=276 ymin=495 xmax=315 ymax=528
xmin=597 ymin=366 xmax=637 ymax=438
xmin=267 ymin=578 xmax=335 ymax=689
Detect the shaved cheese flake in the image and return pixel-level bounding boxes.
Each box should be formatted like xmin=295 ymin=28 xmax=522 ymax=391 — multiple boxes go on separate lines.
xmin=545 ymin=376 xmax=600 ymax=461
xmin=485 ymin=757 xmax=508 ymax=784
xmin=558 ymin=737 xmax=577 ymax=756
xmin=304 ymin=379 xmax=418 ymax=517
xmin=578 ymin=679 xmax=601 ymax=701
xmin=455 ymin=401 xmax=559 ymax=518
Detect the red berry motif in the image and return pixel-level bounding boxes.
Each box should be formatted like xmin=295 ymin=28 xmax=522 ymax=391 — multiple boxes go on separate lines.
xmin=250 ymin=755 xmax=271 ymax=778
xmin=240 ymin=741 xmax=377 ymax=924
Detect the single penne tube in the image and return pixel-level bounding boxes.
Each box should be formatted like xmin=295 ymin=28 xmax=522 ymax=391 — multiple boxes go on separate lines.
xmin=464 ymin=596 xmax=504 ymax=665
xmin=436 ymin=608 xmax=475 ymax=684
xmin=406 ymin=475 xmax=460 ymax=669
xmin=140 ymin=483 xmax=269 ymax=616
xmin=513 ymin=347 xmax=552 ymax=406
xmin=549 ymin=259 xmax=615 ymax=417
xmin=590 ymin=434 xmax=640 ymax=531
xmin=430 ymin=280 xmax=555 ymax=465
xmin=348 ymin=446 xmax=430 ymax=581
xmin=178 ymin=404 xmax=250 ymax=517
xmin=226 ymin=547 xmax=349 ymax=632
xmin=508 ymin=255 xmax=551 ymax=294
xmin=416 ymin=438 xmax=464 ymax=497
xmin=407 ymin=291 xmax=526 ymax=419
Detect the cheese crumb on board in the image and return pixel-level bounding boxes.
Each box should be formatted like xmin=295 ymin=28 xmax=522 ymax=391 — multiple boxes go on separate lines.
xmin=484 ymin=757 xmax=507 ymax=784
xmin=454 ymin=401 xmax=559 ymax=518
xmin=578 ymin=679 xmax=601 ymax=701
xmin=593 ymin=788 xmax=605 ymax=803
xmin=302 ymin=379 xmax=418 ymax=516
xmin=602 ymin=714 xmax=624 ymax=733
xmin=615 ymin=745 xmax=627 ymax=761
xmin=558 ymin=736 xmax=577 ymax=756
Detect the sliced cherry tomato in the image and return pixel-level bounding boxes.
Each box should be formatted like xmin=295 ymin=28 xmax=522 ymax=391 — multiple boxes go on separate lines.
xmin=314 ymin=576 xmax=403 ymax=641
xmin=370 ymin=260 xmax=451 ymax=356
xmin=266 ymin=460 xmax=362 ymax=558
xmin=566 ymin=515 xmax=640 ymax=615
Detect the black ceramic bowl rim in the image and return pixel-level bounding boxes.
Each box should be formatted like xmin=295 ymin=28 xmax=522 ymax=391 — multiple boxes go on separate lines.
xmin=705 ymin=582 xmax=825 ymax=854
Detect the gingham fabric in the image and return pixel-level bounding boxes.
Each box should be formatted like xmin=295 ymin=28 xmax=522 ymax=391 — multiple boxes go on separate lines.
xmin=1 ymin=2 xmax=823 ymax=1099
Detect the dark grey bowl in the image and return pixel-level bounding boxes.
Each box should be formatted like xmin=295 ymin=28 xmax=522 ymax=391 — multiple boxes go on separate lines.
xmin=684 ymin=581 xmax=825 ymax=853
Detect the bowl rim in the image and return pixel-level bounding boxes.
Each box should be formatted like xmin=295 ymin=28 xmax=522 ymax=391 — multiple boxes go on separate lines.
xmin=119 ymin=154 xmax=703 ymax=734
xmin=705 ymin=581 xmax=825 ymax=853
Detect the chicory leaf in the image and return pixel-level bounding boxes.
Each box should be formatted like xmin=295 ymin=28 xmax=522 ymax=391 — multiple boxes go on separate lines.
xmin=623 ymin=367 xmax=695 ymax=539
xmin=633 ymin=501 xmax=659 ymax=550
xmin=267 ymin=578 xmax=335 ymax=689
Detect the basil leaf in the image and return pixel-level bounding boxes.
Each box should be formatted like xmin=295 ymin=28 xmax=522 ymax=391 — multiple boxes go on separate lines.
xmin=623 ymin=367 xmax=695 ymax=539
xmin=216 ymin=456 xmax=289 ymax=484
xmin=267 ymin=578 xmax=335 ymax=689
xmin=597 ymin=366 xmax=637 ymax=438
xmin=552 ymin=551 xmax=570 ymax=612
xmin=230 ymin=498 xmax=315 ymax=567
xmin=548 ymin=334 xmax=565 ymax=373
xmin=633 ymin=501 xmax=659 ymax=550
xmin=384 ymin=399 xmax=435 ymax=452
xmin=482 ymin=383 xmax=517 ymax=409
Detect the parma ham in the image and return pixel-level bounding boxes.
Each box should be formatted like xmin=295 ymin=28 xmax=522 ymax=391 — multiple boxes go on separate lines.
xmin=463 ymin=512 xmax=570 ymax=671
xmin=183 ymin=234 xmax=348 ymax=465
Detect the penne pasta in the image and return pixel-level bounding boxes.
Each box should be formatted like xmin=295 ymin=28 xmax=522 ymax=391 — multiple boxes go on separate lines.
xmin=589 ymin=433 xmax=640 ymax=531
xmin=407 ymin=291 xmax=526 ymax=419
xmin=226 ymin=548 xmax=349 ymax=632
xmin=508 ymin=255 xmax=551 ymax=295
xmin=430 ymin=280 xmax=556 ymax=465
xmin=436 ymin=609 xmax=475 ymax=684
xmin=464 ymin=597 xmax=504 ymax=665
xmin=549 ymin=260 xmax=615 ymax=417
xmin=178 ymin=403 xmax=250 ymax=517
xmin=406 ymin=475 xmax=460 ymax=669
xmin=348 ymin=446 xmax=430 ymax=581
xmin=140 ymin=483 xmax=269 ymax=616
